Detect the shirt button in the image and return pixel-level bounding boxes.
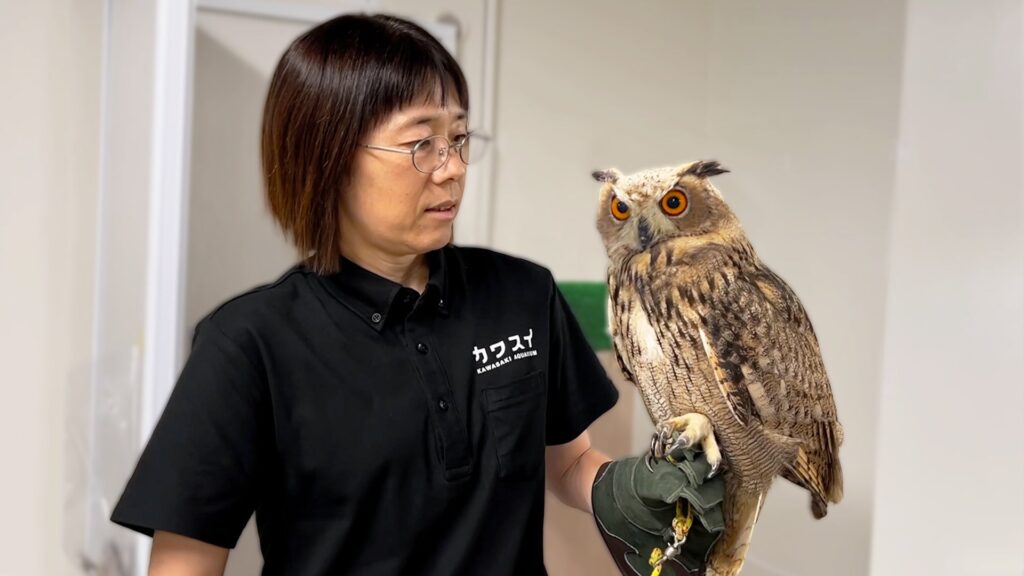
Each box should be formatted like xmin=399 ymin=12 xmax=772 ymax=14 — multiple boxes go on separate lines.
xmin=370 ymin=312 xmax=382 ymax=324
xmin=437 ymin=399 xmax=449 ymax=411
xmin=416 ymin=342 xmax=429 ymax=354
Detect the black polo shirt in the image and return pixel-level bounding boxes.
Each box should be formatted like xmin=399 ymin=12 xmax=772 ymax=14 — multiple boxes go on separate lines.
xmin=111 ymin=244 xmax=618 ymax=575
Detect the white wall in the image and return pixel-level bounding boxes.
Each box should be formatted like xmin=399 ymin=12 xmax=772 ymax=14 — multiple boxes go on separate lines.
xmin=871 ymin=1 xmax=1024 ymax=574
xmin=0 ymin=1 xmax=103 ymax=575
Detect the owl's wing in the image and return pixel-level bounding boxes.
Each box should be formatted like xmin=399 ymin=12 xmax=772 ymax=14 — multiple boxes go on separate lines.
xmin=683 ymin=261 xmax=844 ymax=516
xmin=607 ymin=290 xmax=638 ymax=386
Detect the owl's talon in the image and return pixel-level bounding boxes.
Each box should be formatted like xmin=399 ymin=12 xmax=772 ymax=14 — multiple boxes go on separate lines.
xmin=707 ymin=460 xmax=720 ymax=479
xmin=649 ymin=431 xmax=666 ymax=461
xmin=649 ymin=427 xmax=679 ymax=464
xmin=644 ymin=452 xmax=656 ymax=473
xmin=669 ymin=434 xmax=692 ymax=451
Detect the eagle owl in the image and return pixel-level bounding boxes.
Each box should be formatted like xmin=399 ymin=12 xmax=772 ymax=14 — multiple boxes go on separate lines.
xmin=593 ymin=160 xmax=844 ymax=576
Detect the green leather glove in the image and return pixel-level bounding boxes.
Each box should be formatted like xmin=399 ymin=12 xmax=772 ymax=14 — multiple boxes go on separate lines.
xmin=592 ymin=443 xmax=725 ymax=576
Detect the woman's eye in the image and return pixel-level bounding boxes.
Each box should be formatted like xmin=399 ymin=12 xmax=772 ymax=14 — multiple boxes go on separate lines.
xmin=417 ymin=139 xmax=439 ymax=155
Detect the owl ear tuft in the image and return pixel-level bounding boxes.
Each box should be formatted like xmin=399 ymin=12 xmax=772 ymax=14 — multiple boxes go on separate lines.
xmin=681 ymin=160 xmax=730 ymax=179
xmin=592 ymin=169 xmax=621 ymax=184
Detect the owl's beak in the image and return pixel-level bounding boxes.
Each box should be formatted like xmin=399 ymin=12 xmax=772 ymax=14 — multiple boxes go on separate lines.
xmin=637 ymin=217 xmax=653 ymax=249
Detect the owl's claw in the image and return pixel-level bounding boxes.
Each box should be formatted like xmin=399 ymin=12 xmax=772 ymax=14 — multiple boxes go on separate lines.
xmin=644 ymin=451 xmax=656 ymax=473
xmin=649 ymin=431 xmax=664 ymax=461
xmin=654 ymin=413 xmax=724 ymax=478
xmin=668 ymin=433 xmax=692 ymax=452
xmin=648 ymin=429 xmax=671 ymax=469
xmin=707 ymin=459 xmax=720 ymax=479
xmin=657 ymin=424 xmax=677 ymax=451
xmin=650 ymin=423 xmax=723 ymax=478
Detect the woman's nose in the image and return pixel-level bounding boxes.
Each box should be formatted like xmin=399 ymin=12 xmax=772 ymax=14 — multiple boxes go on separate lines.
xmin=431 ymin=146 xmax=467 ymax=183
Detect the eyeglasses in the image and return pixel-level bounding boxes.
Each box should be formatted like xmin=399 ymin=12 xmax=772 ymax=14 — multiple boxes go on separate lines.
xmin=362 ymin=132 xmax=488 ymax=174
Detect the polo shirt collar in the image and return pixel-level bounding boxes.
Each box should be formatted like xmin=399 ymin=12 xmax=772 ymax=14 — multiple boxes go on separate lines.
xmin=323 ymin=246 xmax=449 ymax=331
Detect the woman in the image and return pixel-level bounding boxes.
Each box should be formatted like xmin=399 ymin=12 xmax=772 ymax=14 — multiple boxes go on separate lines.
xmin=111 ymin=13 xmax=721 ymax=576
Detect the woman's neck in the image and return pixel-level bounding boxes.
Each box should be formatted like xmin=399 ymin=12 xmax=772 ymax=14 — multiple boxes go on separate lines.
xmin=341 ymin=244 xmax=429 ymax=293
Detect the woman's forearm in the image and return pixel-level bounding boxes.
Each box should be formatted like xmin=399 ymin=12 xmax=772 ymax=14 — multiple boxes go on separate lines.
xmin=553 ymin=447 xmax=613 ymax=514
xmin=149 ymin=530 xmax=229 ymax=576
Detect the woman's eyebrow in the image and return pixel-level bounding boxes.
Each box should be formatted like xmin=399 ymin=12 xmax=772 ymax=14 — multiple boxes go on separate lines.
xmin=398 ymin=110 xmax=468 ymax=128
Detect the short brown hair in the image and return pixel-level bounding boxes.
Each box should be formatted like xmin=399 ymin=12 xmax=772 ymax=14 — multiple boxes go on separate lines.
xmin=261 ymin=14 xmax=469 ymax=274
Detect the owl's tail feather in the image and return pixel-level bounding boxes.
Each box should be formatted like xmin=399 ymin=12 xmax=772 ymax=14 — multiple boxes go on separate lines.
xmin=827 ymin=455 xmax=844 ymax=504
xmin=827 ymin=457 xmax=843 ymax=498
xmin=809 ymin=425 xmax=845 ymax=518
xmin=810 ymin=458 xmax=843 ymax=518
xmin=811 ymin=495 xmax=828 ymax=519
xmin=825 ymin=420 xmax=845 ymax=504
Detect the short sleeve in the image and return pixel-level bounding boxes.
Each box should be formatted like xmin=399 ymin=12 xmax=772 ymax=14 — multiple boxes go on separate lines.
xmin=110 ymin=318 xmax=269 ymax=549
xmin=544 ymin=273 xmax=620 ymax=445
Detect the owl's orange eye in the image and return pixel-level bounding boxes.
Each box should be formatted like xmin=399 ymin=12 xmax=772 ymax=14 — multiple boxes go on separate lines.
xmin=610 ymin=196 xmax=630 ymax=221
xmin=660 ymin=188 xmax=688 ymax=217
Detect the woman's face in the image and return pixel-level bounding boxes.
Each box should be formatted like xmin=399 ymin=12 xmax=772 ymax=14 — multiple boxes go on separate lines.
xmin=342 ymin=98 xmax=468 ymax=259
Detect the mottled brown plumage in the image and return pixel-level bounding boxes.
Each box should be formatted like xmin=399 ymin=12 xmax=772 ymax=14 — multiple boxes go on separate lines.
xmin=594 ymin=160 xmax=844 ymax=575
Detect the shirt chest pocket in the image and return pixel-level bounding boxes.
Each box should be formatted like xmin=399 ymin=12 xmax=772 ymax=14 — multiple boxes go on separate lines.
xmin=481 ymin=370 xmax=547 ymax=480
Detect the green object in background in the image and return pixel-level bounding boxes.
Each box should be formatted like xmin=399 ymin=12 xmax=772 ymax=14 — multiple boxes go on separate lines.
xmin=558 ymin=281 xmax=611 ymax=351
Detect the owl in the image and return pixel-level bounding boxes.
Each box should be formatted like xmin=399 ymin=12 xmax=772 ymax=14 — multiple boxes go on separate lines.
xmin=593 ymin=160 xmax=844 ymax=576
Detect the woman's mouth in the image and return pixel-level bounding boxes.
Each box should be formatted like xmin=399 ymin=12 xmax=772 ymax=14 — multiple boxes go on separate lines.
xmin=426 ymin=200 xmax=458 ymax=220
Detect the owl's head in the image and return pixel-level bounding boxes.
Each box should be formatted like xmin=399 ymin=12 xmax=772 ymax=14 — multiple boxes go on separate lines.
xmin=593 ymin=160 xmax=737 ymax=263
